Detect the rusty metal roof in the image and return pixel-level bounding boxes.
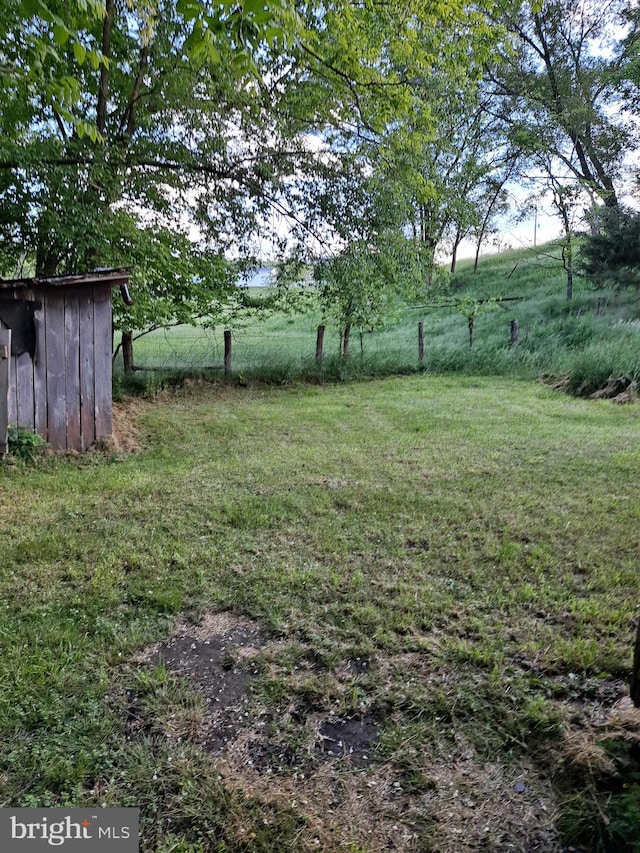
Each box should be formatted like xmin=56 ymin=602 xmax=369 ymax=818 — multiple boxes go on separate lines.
xmin=0 ymin=268 xmax=132 ymax=289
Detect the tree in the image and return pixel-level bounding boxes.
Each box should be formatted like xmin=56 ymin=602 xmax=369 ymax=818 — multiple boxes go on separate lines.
xmin=580 ymin=206 xmax=640 ymax=288
xmin=1 ymin=0 xmax=512 ymax=355
xmin=371 ymin=81 xmax=514 ymax=283
xmin=277 ymin=0 xmax=510 ymax=292
xmin=0 ymin=0 xmax=107 ymax=144
xmin=314 ymin=230 xmax=425 ymax=353
xmin=0 ymin=0 xmax=305 ymax=363
xmin=470 ymin=147 xmax=521 ymax=273
xmin=489 ymin=0 xmax=639 ymax=210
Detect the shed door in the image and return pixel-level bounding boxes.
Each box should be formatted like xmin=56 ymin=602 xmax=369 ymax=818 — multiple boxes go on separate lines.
xmin=0 ymin=328 xmax=10 ymax=456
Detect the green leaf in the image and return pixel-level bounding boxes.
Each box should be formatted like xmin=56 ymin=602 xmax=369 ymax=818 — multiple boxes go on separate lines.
xmin=20 ymin=0 xmax=42 ymax=15
xmin=243 ymin=0 xmax=267 ymax=13
xmin=264 ymin=26 xmax=282 ymax=45
xmin=72 ymin=42 xmax=86 ymax=65
xmin=86 ymin=48 xmax=101 ymax=70
xmin=176 ymin=0 xmax=201 ymax=22
xmin=53 ymin=24 xmax=70 ymax=45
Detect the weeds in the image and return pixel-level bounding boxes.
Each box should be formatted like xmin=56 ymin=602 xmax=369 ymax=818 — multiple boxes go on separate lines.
xmin=5 ymin=425 xmax=49 ymax=461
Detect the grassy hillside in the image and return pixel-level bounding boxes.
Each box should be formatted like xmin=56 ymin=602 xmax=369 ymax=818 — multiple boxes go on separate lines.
xmin=122 ymin=241 xmax=640 ymax=396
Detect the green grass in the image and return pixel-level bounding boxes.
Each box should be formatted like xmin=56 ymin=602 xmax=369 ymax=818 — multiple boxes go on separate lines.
xmin=120 ymin=243 xmax=640 ymax=396
xmin=2 ymin=375 xmax=640 ymax=850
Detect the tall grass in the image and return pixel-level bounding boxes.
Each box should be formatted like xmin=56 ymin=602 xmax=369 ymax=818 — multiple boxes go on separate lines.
xmin=118 ymin=242 xmax=640 ymax=395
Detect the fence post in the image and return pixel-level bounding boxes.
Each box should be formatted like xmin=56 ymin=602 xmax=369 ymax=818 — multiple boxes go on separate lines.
xmin=122 ymin=330 xmax=135 ymax=373
xmin=343 ymin=324 xmax=351 ymax=357
xmin=224 ymin=330 xmax=232 ymax=377
xmin=316 ymin=325 xmax=325 ymax=361
xmin=595 ymin=297 xmax=603 ymax=317
xmin=510 ymin=319 xmax=519 ymax=345
xmin=418 ymin=321 xmax=425 ymax=365
xmin=0 ymin=329 xmax=11 ymax=457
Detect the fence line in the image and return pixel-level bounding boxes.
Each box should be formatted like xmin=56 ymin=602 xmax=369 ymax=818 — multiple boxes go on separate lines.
xmin=124 ymin=319 xmax=533 ymax=374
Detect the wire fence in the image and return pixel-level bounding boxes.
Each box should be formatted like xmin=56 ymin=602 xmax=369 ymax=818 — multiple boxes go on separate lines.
xmin=120 ymin=321 xmax=423 ymax=375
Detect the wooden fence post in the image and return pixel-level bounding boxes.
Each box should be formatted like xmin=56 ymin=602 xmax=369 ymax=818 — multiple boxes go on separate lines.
xmin=316 ymin=325 xmax=325 ymax=361
xmin=122 ymin=330 xmax=135 ymax=373
xmin=418 ymin=321 xmax=425 ymax=365
xmin=510 ymin=320 xmax=519 ymax=345
xmin=0 ymin=329 xmax=11 ymax=457
xmin=224 ymin=330 xmax=232 ymax=377
xmin=343 ymin=324 xmax=351 ymax=357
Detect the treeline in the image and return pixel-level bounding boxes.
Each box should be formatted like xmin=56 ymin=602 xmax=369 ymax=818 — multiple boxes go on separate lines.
xmin=1 ymin=1 xmax=639 ymax=368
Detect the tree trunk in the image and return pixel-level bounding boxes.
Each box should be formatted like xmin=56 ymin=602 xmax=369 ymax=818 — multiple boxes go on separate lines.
xmin=563 ymin=231 xmax=573 ymax=300
xmin=122 ymin=330 xmax=134 ymax=373
xmin=97 ymin=0 xmax=116 ymax=135
xmin=450 ymin=230 xmax=462 ymax=275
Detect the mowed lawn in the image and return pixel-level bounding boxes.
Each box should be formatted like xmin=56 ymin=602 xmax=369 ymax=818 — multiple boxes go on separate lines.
xmin=1 ymin=376 xmax=639 ymax=852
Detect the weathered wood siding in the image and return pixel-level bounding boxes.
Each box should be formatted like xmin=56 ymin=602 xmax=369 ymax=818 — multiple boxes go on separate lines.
xmin=0 ymin=284 xmax=113 ymax=451
xmin=0 ymin=329 xmax=10 ymax=456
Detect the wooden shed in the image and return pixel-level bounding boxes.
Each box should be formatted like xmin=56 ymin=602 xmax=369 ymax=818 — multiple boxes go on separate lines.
xmin=0 ymin=269 xmax=130 ymax=454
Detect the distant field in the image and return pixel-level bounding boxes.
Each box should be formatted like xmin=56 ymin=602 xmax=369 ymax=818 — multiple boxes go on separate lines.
xmin=120 ymin=243 xmax=640 ymax=394
xmin=2 ymin=376 xmax=640 ymax=851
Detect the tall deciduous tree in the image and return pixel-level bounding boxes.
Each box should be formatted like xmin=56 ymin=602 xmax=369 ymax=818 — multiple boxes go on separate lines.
xmin=0 ymin=0 xmax=305 ymax=364
xmin=0 ymin=0 xmax=513 ymax=351
xmin=285 ymin=1 xmax=509 ymax=291
xmin=489 ymin=0 xmax=638 ymax=210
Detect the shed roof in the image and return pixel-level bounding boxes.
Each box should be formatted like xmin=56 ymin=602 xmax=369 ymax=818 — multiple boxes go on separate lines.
xmin=0 ymin=268 xmax=132 ymax=290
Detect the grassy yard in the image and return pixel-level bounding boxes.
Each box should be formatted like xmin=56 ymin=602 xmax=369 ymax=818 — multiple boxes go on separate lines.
xmin=2 ymin=375 xmax=640 ymax=851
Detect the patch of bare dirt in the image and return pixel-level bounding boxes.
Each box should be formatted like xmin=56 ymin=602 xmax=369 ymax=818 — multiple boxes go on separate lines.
xmin=124 ymin=612 xmax=601 ymax=851
xmin=137 ymin=612 xmax=265 ymax=751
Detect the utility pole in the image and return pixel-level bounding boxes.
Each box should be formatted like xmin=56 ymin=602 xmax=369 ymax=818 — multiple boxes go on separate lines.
xmin=533 ymin=205 xmax=538 ymax=247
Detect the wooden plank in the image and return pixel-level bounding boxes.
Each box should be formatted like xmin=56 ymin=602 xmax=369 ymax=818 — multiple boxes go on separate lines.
xmin=0 ymin=329 xmax=10 ymax=456
xmin=32 ymin=294 xmax=48 ymax=440
xmin=78 ymin=287 xmax=95 ymax=449
xmin=15 ymin=352 xmax=35 ymax=430
xmin=12 ymin=286 xmax=36 ymax=432
xmin=1 ymin=315 xmax=17 ymax=426
xmin=44 ymin=291 xmax=67 ymax=449
xmin=64 ymin=290 xmax=81 ymax=450
xmin=93 ymin=286 xmax=113 ymax=441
